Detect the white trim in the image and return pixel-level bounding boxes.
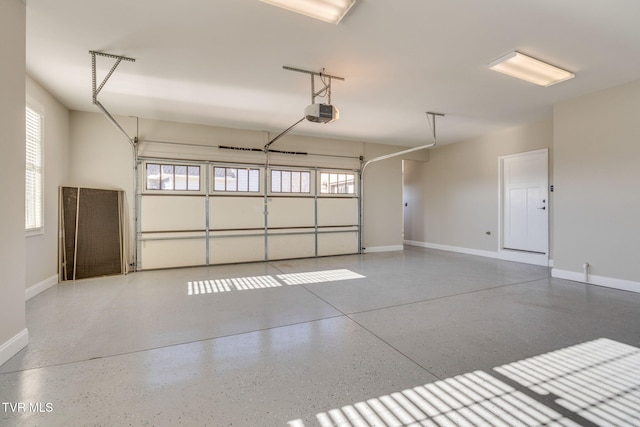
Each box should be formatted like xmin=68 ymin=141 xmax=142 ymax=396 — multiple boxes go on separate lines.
xmin=364 ymin=245 xmax=404 ymax=253
xmin=405 ymin=240 xmax=500 ymax=259
xmin=552 ymin=268 xmax=640 ymax=294
xmin=25 ymin=274 xmax=58 ymax=300
xmin=404 ymin=240 xmax=551 ymax=267
xmin=26 ymin=228 xmax=44 ymax=237
xmin=0 ymin=329 xmax=28 ymax=367
xmin=497 ymin=249 xmax=550 ymax=267
xmin=498 ymin=148 xmax=549 ymax=161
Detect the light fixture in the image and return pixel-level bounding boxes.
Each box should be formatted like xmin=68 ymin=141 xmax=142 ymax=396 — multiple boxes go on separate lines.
xmin=489 ymin=51 xmax=574 ymax=87
xmin=258 ymin=0 xmax=357 ymax=24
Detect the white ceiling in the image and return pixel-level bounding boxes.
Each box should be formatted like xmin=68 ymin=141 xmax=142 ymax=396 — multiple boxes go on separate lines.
xmin=26 ymin=0 xmax=640 ymax=147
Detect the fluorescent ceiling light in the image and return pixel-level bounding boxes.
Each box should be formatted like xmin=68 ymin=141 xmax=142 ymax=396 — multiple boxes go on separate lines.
xmin=489 ymin=51 xmax=574 ymax=87
xmin=258 ymin=0 xmax=357 ymax=24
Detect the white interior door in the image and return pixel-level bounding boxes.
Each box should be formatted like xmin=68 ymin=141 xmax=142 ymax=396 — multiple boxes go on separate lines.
xmin=502 ymin=150 xmax=548 ymax=253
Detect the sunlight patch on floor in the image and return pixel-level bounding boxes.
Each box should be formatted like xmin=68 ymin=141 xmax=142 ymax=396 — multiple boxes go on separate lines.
xmin=289 ymin=338 xmax=640 ymax=426
xmin=277 ymin=269 xmax=365 ymax=286
xmin=187 ymin=276 xmax=281 ymax=294
xmin=187 ymin=269 xmax=365 ymax=295
xmin=495 ymin=338 xmax=640 ymax=426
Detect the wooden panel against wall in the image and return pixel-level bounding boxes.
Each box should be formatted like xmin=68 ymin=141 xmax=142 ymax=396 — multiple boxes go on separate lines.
xmin=61 ymin=187 xmax=124 ymax=280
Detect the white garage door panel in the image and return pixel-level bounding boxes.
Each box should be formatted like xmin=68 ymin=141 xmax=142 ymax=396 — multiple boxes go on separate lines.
xmin=209 ymin=235 xmax=264 ymax=264
xmin=210 ymin=197 xmax=264 ymax=230
xmin=141 ymin=196 xmax=206 ymax=232
xmin=267 ymin=197 xmax=315 ymax=228
xmin=137 ymin=162 xmax=361 ymax=270
xmin=317 ymin=198 xmax=358 ymax=226
xmin=140 ymin=237 xmax=206 ymax=269
xmin=318 ymin=230 xmax=359 ymax=256
xmin=267 ymin=233 xmax=315 ymax=260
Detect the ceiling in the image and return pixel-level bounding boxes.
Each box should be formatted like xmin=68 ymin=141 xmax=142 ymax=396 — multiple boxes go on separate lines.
xmin=26 ymin=0 xmax=640 ymax=147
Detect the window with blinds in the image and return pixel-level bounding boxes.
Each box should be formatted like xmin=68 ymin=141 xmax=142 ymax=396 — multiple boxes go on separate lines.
xmin=26 ymin=106 xmax=43 ymax=233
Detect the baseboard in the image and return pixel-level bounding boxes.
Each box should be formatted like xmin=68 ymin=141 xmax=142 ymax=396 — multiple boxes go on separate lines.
xmin=404 ymin=240 xmax=551 ymax=267
xmin=552 ymin=268 xmax=640 ymax=294
xmin=497 ymin=250 xmax=550 ymax=267
xmin=0 ymin=328 xmax=28 ymax=367
xmin=25 ymin=274 xmax=58 ymax=301
xmin=405 ymin=240 xmax=501 ymax=259
xmin=363 ymin=245 xmax=404 ymax=253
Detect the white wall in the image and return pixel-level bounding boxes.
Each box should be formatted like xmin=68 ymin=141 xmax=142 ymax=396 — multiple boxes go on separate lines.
xmin=137 ymin=117 xmax=363 ymax=170
xmin=69 ymin=111 xmax=137 ymax=192
xmin=68 ymin=111 xmax=138 ymax=267
xmin=0 ymin=0 xmax=27 ymax=366
xmin=69 ymin=112 xmax=411 ymax=263
xmin=553 ymin=79 xmax=640 ymax=288
xmin=362 ymin=144 xmax=406 ymax=251
xmin=25 ymin=75 xmax=70 ymax=293
xmin=404 ymin=119 xmax=553 ymax=254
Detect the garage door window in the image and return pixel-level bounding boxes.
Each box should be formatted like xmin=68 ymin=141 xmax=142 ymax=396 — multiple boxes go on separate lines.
xmin=146 ymin=163 xmax=200 ymax=191
xmin=320 ymin=172 xmax=355 ymax=194
xmin=214 ymin=167 xmax=260 ymax=192
xmin=271 ymin=170 xmax=311 ymax=193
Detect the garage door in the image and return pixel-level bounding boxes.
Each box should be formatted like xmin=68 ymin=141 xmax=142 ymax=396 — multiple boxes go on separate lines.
xmin=137 ymin=160 xmax=360 ymax=270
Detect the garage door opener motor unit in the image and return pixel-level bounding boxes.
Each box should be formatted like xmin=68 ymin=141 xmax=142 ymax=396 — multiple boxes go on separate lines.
xmin=264 ymin=66 xmax=345 ymax=150
xmin=304 ymin=102 xmax=339 ymax=123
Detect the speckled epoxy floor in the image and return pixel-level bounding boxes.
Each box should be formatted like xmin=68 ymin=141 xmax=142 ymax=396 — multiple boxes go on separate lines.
xmin=1 ymin=247 xmax=640 ymax=426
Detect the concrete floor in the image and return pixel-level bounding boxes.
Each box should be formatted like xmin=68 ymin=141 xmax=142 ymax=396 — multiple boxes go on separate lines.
xmin=1 ymin=246 xmax=639 ymax=426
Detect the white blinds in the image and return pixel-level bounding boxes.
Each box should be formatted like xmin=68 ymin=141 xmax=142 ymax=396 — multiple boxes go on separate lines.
xmin=26 ymin=106 xmax=43 ymax=231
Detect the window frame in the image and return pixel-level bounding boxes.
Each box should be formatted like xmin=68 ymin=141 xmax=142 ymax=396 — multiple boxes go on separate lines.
xmin=268 ymin=168 xmax=313 ymax=196
xmin=25 ymin=103 xmax=44 ymax=236
xmin=212 ymin=166 xmax=262 ymax=194
xmin=142 ymin=161 xmax=204 ymax=195
xmin=318 ymin=170 xmax=358 ymax=197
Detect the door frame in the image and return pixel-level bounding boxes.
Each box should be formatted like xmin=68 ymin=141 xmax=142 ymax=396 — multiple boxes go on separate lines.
xmin=498 ymin=148 xmax=550 ymax=266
